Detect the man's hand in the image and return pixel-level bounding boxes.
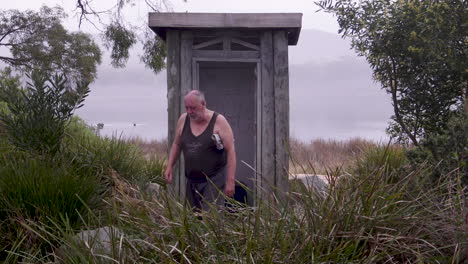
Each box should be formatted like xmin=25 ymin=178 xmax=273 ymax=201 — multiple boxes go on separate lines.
xmin=164 ymin=167 xmax=173 ymax=184
xmin=224 ymin=180 xmax=235 ymax=197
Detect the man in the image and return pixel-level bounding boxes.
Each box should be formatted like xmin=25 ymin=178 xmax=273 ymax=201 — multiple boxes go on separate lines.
xmin=164 ymin=90 xmax=236 ymax=210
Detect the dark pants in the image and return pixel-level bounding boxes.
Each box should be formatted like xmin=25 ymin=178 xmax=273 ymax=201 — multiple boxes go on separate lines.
xmin=185 ymin=168 xmax=226 ymax=211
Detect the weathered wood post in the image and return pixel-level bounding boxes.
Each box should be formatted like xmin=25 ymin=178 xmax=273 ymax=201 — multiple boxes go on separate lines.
xmin=149 ymin=13 xmax=302 ymax=204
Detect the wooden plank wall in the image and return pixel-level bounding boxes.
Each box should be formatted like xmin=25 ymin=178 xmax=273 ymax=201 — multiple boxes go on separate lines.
xmin=166 ymin=30 xmax=182 ymax=198
xmin=273 ymin=30 xmax=290 ymax=196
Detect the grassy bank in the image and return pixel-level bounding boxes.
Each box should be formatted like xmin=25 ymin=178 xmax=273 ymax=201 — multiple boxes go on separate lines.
xmin=0 ymin=117 xmax=166 ymax=262
xmin=0 ymin=120 xmax=466 ymax=263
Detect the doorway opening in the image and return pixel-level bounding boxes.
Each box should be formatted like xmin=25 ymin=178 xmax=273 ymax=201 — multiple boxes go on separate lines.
xmin=197 ymin=61 xmax=257 ymax=204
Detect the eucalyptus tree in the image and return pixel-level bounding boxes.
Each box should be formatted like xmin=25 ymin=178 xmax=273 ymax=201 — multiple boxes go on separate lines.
xmin=0 ymin=6 xmax=101 ymax=87
xmin=317 ymin=0 xmax=467 ymax=145
xmin=73 ymin=0 xmax=168 ymax=74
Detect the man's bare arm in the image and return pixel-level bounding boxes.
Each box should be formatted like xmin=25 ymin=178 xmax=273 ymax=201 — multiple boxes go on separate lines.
xmin=216 ymin=114 xmax=236 ymax=197
xmin=164 ymin=114 xmax=186 ymax=184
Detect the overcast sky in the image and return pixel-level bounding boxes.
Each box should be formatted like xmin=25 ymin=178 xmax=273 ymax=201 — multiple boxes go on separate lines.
xmin=2 ymin=0 xmax=339 ymax=33
xmin=1 ymin=1 xmax=394 ymax=142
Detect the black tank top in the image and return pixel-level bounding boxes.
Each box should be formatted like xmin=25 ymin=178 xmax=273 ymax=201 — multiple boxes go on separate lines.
xmin=180 ymin=112 xmax=227 ymax=181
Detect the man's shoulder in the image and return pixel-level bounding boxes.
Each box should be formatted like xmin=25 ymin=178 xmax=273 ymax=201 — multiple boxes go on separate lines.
xmin=176 ymin=113 xmax=188 ymax=129
xmin=215 ymin=112 xmax=227 ymax=122
xmin=178 ymin=113 xmax=188 ymax=122
xmin=214 ymin=113 xmax=231 ymax=128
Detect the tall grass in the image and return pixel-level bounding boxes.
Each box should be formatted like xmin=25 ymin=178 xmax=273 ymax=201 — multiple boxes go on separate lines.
xmin=63 ymin=117 xmax=166 ymax=187
xmin=4 ymin=145 xmax=466 ymax=263
xmin=127 ymin=137 xmax=168 ymax=160
xmin=289 ymin=137 xmax=377 ymax=174
xmin=0 ymin=152 xmax=104 ymax=260
xmin=1 ymin=113 xmax=465 ymax=263
xmin=0 ymin=117 xmax=166 ymax=261
xmin=133 ymin=136 xmax=376 ymax=175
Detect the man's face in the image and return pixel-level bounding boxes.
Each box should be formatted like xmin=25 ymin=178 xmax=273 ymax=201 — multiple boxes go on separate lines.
xmin=185 ymin=96 xmax=205 ymax=121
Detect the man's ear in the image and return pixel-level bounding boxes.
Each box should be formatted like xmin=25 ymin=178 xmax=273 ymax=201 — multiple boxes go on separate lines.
xmin=201 ymin=100 xmax=206 ymax=107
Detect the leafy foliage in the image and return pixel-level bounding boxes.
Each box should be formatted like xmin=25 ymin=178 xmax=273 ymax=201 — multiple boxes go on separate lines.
xmin=0 ymin=70 xmax=90 ymax=156
xmin=141 ymin=33 xmax=167 ymax=74
xmin=0 ymin=66 xmax=167 ymax=261
xmin=0 ymin=6 xmax=101 ymax=85
xmin=317 ymin=0 xmax=467 ymax=145
xmin=73 ymin=0 xmax=169 ymax=72
xmin=407 ymin=113 xmax=468 ymax=185
xmin=103 ymin=21 xmax=137 ymax=68
xmin=0 ymin=68 xmax=21 ymax=118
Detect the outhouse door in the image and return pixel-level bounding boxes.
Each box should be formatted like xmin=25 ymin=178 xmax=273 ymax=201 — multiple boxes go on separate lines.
xmin=195 ymin=61 xmax=258 ymax=204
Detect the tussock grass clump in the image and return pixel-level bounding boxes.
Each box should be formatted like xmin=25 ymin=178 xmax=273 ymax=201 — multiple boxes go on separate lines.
xmin=0 ymin=155 xmax=101 ymax=226
xmin=0 ymin=152 xmax=104 ymax=260
xmin=63 ymin=117 xmax=166 ymax=187
xmin=352 ymin=143 xmax=408 ymax=182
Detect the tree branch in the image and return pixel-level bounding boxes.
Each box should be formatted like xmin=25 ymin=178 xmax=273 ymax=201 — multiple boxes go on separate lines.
xmin=75 ymin=0 xmax=111 ymax=28
xmin=0 ymin=24 xmax=31 ymax=43
xmin=0 ymin=42 xmax=29 ymax=47
xmin=389 ymin=56 xmax=419 ymax=146
xmin=145 ymin=0 xmax=160 ymax=12
xmin=0 ymin=55 xmax=30 ymax=66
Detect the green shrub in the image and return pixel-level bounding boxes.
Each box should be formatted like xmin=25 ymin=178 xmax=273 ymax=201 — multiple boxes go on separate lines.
xmin=65 ymin=116 xmax=99 ymax=139
xmin=352 ymin=142 xmax=407 ymax=183
xmin=0 ymin=70 xmax=89 ymax=156
xmin=63 ymin=117 xmax=166 ymax=187
xmin=407 ymin=113 xmax=467 ymax=186
xmin=0 ymin=70 xmax=166 ymax=261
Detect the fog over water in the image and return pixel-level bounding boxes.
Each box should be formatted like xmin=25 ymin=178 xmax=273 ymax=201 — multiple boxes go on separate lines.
xmin=0 ymin=2 xmax=394 ymax=143
xmin=74 ymin=29 xmax=394 ymax=142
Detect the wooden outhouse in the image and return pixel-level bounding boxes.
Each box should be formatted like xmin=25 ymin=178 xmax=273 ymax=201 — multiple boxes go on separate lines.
xmin=149 ymin=13 xmax=302 ymax=204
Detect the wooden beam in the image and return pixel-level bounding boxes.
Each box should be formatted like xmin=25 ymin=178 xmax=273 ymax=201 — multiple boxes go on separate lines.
xmin=260 ymin=30 xmax=275 ymax=200
xmin=193 ymin=50 xmax=259 ymax=59
xmin=273 ymin=30 xmax=290 ymax=197
xmin=192 ymin=29 xmax=260 ymax=39
xmin=181 ymin=31 xmax=193 ymax=96
xmin=149 ymin=13 xmax=301 ymax=29
xmin=232 ymin=38 xmax=260 ymax=50
xmin=192 ymin=60 xmax=199 ymax=91
xmin=255 ymin=61 xmax=262 ymax=205
xmin=193 ymin=37 xmax=223 ymax=50
xmin=223 ymin=36 xmax=231 ymax=50
xmin=166 ymin=29 xmax=183 ymax=199
xmin=178 ymin=31 xmax=194 ymax=201
xmin=149 ymin=13 xmax=302 ymax=45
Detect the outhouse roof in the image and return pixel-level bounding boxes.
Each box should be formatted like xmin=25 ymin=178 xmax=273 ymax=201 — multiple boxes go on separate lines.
xmin=148 ymin=13 xmax=302 ymax=45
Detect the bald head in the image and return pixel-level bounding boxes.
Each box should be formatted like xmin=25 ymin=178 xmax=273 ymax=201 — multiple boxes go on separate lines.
xmin=185 ymin=90 xmax=206 ymax=104
xmin=184 ymin=90 xmax=207 ymax=121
